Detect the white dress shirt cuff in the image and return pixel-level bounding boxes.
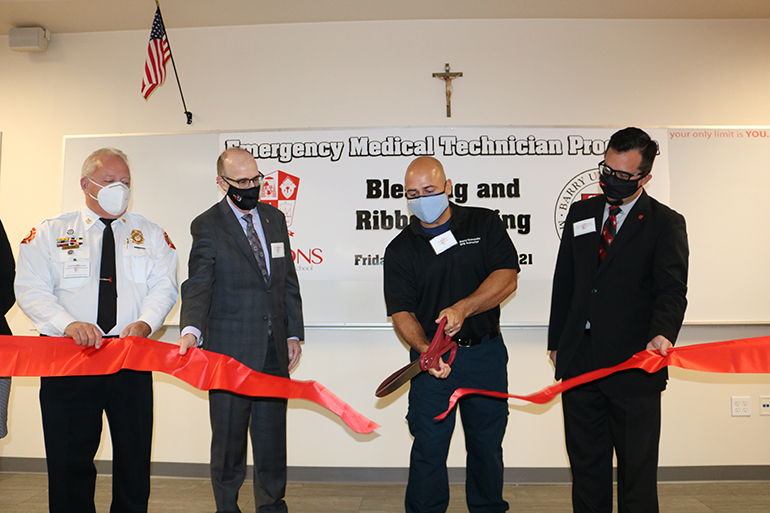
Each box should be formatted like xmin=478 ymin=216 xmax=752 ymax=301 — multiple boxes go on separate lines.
xmin=181 ymin=326 xmax=203 ymax=347
xmin=138 ymin=314 xmax=163 ymax=335
xmin=51 ymin=311 xmax=79 ymax=337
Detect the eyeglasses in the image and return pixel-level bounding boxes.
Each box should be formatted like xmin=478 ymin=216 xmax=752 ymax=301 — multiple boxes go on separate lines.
xmin=598 ymin=161 xmax=645 ymax=182
xmin=222 ymin=174 xmax=264 ymax=189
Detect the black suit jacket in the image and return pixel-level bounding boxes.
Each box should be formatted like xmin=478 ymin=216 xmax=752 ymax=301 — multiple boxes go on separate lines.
xmin=0 ymin=220 xmax=15 ymax=336
xmin=548 ymin=190 xmax=688 ymax=396
xmin=180 ymin=198 xmax=304 ymax=375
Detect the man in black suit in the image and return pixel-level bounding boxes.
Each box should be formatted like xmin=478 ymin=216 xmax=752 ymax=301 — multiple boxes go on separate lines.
xmin=0 ymin=219 xmax=14 ymax=438
xmin=548 ymin=127 xmax=688 ymax=513
xmin=178 ymin=147 xmax=304 ymax=513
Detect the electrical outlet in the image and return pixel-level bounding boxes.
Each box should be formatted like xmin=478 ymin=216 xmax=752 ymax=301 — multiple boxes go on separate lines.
xmin=760 ymin=396 xmax=770 ymax=416
xmin=731 ymin=396 xmax=751 ymax=417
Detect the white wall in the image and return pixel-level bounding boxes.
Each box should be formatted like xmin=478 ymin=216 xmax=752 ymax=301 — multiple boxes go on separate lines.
xmin=1 ymin=18 xmax=769 ymax=472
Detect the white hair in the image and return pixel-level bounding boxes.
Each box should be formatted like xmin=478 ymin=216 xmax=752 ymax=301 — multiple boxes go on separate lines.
xmin=81 ymin=148 xmax=130 ymax=179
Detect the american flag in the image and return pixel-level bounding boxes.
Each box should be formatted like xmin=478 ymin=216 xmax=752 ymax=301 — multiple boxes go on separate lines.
xmin=140 ymin=8 xmax=171 ymax=100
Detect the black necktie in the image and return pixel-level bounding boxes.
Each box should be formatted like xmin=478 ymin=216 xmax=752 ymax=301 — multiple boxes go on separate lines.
xmin=97 ymin=218 xmax=117 ymax=335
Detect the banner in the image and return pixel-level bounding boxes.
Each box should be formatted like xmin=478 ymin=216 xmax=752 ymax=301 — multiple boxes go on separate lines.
xmin=221 ymin=127 xmax=670 ymax=324
xmin=60 ymin=128 xmax=672 ymax=326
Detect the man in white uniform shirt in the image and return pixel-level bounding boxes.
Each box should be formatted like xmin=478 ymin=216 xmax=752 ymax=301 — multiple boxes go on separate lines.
xmin=15 ymin=148 xmax=178 ymax=513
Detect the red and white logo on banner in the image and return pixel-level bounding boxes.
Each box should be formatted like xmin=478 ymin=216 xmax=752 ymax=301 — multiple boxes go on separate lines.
xmin=260 ymin=171 xmax=300 ymax=227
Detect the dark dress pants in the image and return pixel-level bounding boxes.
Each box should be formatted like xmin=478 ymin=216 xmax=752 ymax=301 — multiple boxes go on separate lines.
xmin=39 ymin=370 xmax=153 ymax=513
xmin=562 ymin=332 xmax=662 ymax=513
xmin=405 ymin=335 xmax=510 ymax=513
xmin=209 ymin=338 xmax=288 ymax=513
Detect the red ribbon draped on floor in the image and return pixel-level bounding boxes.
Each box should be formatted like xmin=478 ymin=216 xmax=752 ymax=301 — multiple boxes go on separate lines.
xmin=0 ymin=335 xmax=379 ymax=434
xmin=435 ymin=336 xmax=770 ymax=421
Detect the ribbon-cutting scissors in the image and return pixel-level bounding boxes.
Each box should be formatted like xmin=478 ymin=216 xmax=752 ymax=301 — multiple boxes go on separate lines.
xmin=375 ymin=317 xmax=458 ymax=398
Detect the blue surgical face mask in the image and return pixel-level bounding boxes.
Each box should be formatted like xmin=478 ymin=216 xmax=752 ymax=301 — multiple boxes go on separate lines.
xmin=407 ymin=191 xmax=449 ymax=224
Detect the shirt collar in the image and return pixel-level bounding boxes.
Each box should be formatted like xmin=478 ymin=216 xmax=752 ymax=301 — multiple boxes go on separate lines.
xmin=606 ymin=192 xmax=642 ymax=216
xmin=81 ymin=207 xmax=126 ymax=230
xmin=226 ymin=196 xmax=258 ymax=220
xmin=409 ymin=202 xmax=460 ymax=237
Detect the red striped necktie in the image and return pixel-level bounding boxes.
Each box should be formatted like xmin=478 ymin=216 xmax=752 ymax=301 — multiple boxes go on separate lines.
xmin=599 ymin=206 xmax=621 ymax=261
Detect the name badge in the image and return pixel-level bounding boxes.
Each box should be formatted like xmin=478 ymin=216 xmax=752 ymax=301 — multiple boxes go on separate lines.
xmin=573 ymin=218 xmax=596 ymax=237
xmin=271 ymin=242 xmax=285 ymax=258
xmin=430 ymin=231 xmax=458 ymax=255
xmin=63 ymin=260 xmax=90 ymax=278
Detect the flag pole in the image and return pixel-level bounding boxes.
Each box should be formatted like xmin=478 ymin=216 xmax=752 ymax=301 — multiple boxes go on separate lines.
xmin=155 ymin=0 xmax=192 ymax=124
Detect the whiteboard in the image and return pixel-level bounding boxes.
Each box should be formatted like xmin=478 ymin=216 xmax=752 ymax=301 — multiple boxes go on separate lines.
xmin=668 ymin=128 xmax=770 ymax=323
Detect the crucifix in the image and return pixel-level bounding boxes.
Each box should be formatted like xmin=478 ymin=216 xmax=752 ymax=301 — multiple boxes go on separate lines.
xmin=432 ymin=63 xmax=463 ymax=117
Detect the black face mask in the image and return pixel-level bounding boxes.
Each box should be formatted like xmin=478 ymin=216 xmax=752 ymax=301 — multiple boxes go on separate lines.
xmin=599 ymin=172 xmax=645 ymax=205
xmin=227 ymin=184 xmax=261 ymax=210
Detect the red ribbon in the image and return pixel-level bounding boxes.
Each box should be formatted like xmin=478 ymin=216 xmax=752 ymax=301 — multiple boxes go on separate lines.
xmin=435 ymin=336 xmax=770 ymax=421
xmin=0 ymin=335 xmax=379 ymax=434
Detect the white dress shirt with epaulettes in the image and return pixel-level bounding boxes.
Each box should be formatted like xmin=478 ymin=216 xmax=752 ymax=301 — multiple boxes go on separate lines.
xmin=14 ymin=207 xmax=179 ymax=336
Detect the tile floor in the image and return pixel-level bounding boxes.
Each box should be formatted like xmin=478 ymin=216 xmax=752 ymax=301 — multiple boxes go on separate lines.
xmin=0 ymin=472 xmax=768 ymax=512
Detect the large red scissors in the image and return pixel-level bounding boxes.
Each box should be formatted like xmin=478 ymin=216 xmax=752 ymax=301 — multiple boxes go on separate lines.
xmin=375 ymin=317 xmax=458 ymax=398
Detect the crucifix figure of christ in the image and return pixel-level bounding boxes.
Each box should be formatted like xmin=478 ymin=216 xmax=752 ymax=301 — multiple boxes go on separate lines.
xmin=432 ymin=63 xmax=463 ymax=117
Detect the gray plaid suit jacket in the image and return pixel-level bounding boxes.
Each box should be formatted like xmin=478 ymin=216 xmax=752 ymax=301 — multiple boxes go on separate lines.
xmin=180 ymin=198 xmax=303 ymax=375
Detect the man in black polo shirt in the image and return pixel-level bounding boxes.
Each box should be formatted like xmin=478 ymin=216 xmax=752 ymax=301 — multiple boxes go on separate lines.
xmin=384 ymin=156 xmax=520 ymax=513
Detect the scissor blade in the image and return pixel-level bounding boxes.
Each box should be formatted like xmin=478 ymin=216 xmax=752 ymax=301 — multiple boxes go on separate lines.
xmin=375 ymin=359 xmax=422 ymax=398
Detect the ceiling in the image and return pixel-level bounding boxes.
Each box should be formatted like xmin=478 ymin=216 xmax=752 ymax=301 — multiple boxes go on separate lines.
xmin=1 ymin=0 xmax=769 ymax=36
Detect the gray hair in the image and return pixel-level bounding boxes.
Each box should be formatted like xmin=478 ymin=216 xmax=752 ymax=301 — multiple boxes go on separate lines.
xmin=81 ymin=148 xmax=130 ymax=179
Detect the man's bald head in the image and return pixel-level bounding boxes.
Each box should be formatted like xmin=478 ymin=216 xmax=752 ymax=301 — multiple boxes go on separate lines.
xmin=405 ymin=156 xmax=446 ymax=187
xmin=217 ymin=147 xmax=257 ymax=177
xmin=405 ymin=156 xmax=450 ymax=199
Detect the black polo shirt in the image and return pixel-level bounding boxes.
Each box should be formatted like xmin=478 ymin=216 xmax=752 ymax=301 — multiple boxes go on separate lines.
xmin=384 ymin=203 xmax=520 ymax=339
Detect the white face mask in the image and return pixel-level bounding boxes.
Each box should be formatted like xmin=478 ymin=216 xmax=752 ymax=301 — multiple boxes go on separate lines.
xmin=88 ymin=178 xmax=131 ymax=216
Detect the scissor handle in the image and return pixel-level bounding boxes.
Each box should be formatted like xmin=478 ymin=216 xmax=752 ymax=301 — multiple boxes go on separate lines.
xmin=420 ymin=317 xmax=457 ymax=372
xmin=444 ymin=342 xmax=457 ymax=367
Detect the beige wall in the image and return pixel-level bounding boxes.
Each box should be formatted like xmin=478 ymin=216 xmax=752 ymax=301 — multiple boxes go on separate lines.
xmin=0 ymin=18 xmax=769 ymax=470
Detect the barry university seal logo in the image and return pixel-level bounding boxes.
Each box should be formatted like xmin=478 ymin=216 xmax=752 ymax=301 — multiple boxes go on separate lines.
xmin=261 ymin=171 xmax=300 ymax=228
xmin=554 ymin=168 xmax=602 ymax=239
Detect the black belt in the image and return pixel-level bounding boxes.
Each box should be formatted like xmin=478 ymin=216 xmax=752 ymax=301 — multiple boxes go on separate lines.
xmin=454 ymin=326 xmax=501 ymax=347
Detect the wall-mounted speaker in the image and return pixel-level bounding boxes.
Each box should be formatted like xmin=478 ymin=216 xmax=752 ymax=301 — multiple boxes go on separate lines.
xmin=9 ymin=27 xmax=50 ymax=52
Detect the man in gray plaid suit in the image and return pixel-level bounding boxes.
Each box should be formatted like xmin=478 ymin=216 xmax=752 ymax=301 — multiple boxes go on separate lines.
xmin=178 ymin=147 xmax=304 ymax=513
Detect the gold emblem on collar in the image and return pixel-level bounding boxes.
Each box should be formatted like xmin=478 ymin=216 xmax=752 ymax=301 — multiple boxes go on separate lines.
xmin=130 ymin=230 xmax=145 ymax=244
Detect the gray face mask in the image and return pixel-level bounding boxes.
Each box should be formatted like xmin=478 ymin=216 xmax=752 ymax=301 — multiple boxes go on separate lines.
xmin=89 ymin=178 xmax=130 ymax=216
xmin=407 ymin=191 xmax=449 ymax=224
